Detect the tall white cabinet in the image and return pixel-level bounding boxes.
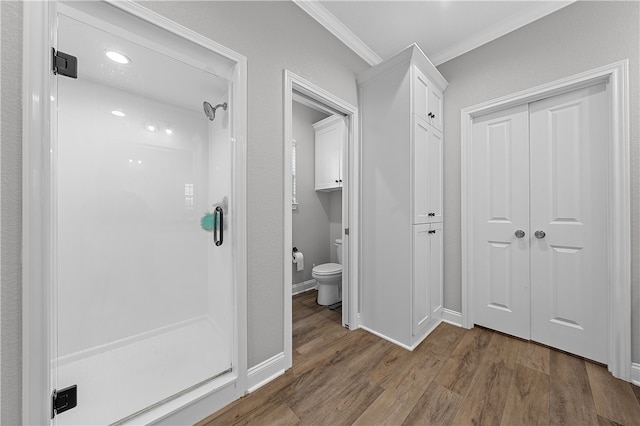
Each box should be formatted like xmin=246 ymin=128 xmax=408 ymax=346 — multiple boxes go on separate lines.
xmin=358 ymin=44 xmax=447 ymax=349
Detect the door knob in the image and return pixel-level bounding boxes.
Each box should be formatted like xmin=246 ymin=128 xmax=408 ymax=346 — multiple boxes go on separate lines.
xmin=515 ymin=230 xmax=525 ymax=238
xmin=534 ymin=230 xmax=546 ymax=239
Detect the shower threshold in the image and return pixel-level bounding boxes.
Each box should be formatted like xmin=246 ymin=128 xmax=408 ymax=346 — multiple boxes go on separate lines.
xmin=55 ymin=317 xmax=231 ymax=425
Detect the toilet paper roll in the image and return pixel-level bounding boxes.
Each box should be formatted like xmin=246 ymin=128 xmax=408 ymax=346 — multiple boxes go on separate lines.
xmin=292 ymin=251 xmax=304 ymax=272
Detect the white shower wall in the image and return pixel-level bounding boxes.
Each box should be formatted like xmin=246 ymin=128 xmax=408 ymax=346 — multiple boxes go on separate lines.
xmin=56 ymin=77 xmax=230 ymax=359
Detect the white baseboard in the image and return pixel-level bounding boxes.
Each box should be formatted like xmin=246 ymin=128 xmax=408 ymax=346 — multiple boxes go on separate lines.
xmin=441 ymin=309 xmax=463 ymax=327
xmin=292 ymin=279 xmax=317 ymax=295
xmin=360 ymin=320 xmax=443 ymax=352
xmin=247 ymin=352 xmax=286 ymax=393
xmin=632 ymin=362 xmax=640 ymax=386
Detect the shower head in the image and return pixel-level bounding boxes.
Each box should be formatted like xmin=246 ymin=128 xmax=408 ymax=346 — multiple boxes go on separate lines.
xmin=203 ymin=101 xmax=228 ymax=121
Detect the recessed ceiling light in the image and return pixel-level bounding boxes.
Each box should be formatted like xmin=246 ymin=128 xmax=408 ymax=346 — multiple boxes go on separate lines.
xmin=165 ymin=128 xmax=173 ymax=135
xmin=111 ymin=110 xmax=126 ymax=117
xmin=105 ymin=50 xmax=130 ymax=65
xmin=146 ymin=124 xmax=157 ymax=132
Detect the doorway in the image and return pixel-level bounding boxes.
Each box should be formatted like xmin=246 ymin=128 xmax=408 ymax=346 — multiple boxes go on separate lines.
xmin=283 ymin=71 xmax=359 ymax=370
xmin=471 ymin=84 xmax=608 ymax=363
xmin=461 ymin=62 xmax=631 ymax=380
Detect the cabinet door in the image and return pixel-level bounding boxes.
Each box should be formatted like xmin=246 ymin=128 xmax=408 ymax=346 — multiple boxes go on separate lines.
xmin=413 ymin=119 xmax=443 ymax=224
xmin=430 ymin=223 xmax=443 ymax=317
xmin=412 ymin=66 xmax=430 ymax=123
xmin=412 ymin=224 xmax=431 ymax=336
xmin=428 ymin=86 xmax=443 ymax=132
xmin=314 ymin=116 xmax=344 ymax=191
xmin=428 ymin=129 xmax=443 ymax=223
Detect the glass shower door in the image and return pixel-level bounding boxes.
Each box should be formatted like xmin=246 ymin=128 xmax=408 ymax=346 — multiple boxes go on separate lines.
xmin=53 ymin=8 xmax=233 ymax=424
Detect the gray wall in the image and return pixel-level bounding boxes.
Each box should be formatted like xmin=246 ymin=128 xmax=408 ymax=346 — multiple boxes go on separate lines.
xmin=1 ymin=1 xmax=23 ymax=425
xmin=292 ymin=101 xmax=332 ymax=284
xmin=437 ymin=1 xmax=640 ymax=361
xmin=329 ymin=191 xmax=342 ymax=264
xmin=0 ymin=1 xmax=369 ymax=421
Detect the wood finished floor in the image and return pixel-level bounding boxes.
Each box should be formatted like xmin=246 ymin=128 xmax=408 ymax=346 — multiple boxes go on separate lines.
xmin=198 ymin=290 xmax=640 ymax=425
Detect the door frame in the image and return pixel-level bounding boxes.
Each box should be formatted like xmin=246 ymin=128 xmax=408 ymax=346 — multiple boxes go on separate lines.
xmin=283 ymin=70 xmax=360 ymax=370
xmin=22 ymin=1 xmax=248 ymax=423
xmin=461 ymin=61 xmax=631 ymax=381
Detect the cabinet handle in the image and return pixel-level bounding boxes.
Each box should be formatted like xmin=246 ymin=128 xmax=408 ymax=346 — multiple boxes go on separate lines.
xmin=335 ymin=180 xmax=339 ymax=183
xmin=428 ymin=230 xmax=436 ymax=234
xmin=428 ymin=212 xmax=435 ymax=217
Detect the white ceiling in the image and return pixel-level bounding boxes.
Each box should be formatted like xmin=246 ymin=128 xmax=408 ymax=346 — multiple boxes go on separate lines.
xmin=296 ymin=0 xmax=575 ymax=65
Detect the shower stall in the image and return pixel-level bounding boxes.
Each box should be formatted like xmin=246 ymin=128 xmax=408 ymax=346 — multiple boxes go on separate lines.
xmin=23 ymin=1 xmax=247 ymax=424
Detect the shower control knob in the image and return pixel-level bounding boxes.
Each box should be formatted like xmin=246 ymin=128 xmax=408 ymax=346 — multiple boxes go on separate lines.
xmin=515 ymin=229 xmax=525 ymax=238
xmin=535 ymin=230 xmax=546 ymax=239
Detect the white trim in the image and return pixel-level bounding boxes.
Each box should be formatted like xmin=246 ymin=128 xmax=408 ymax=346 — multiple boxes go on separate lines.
xmin=292 ymin=279 xmax=317 ymax=295
xmin=292 ymin=0 xmax=382 ymax=66
xmin=23 ymin=1 xmax=248 ymax=423
xmin=361 ymin=320 xmax=443 ymax=352
xmin=246 ymin=352 xmax=287 ymax=394
xmin=441 ymin=309 xmax=463 ymax=327
xmin=22 ymin=2 xmax=55 ymax=423
xmin=283 ymin=70 xmax=360 ymax=372
xmin=632 ymin=363 xmax=640 ymax=387
xmin=461 ymin=61 xmax=631 ymax=381
xmin=430 ymin=1 xmax=574 ymax=65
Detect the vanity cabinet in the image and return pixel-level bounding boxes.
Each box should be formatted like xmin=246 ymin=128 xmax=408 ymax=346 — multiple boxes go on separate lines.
xmin=358 ymin=44 xmax=447 ymax=349
xmin=314 ymin=115 xmax=345 ymax=191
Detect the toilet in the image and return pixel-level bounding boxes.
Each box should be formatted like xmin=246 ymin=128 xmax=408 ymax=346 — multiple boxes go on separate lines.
xmin=312 ymin=239 xmax=342 ymax=306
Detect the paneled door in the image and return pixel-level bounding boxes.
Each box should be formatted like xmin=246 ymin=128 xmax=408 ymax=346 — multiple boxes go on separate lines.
xmin=529 ymin=84 xmax=608 ymax=363
xmin=472 ymin=103 xmax=531 ymax=340
xmin=471 ymin=84 xmax=608 ymax=363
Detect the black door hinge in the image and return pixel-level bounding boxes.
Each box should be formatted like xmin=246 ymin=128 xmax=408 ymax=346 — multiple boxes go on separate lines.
xmin=52 ymin=48 xmax=78 ymax=79
xmin=51 ymin=385 xmax=77 ymax=419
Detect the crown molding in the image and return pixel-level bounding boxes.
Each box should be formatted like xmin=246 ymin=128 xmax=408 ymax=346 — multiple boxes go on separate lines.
xmin=430 ymin=0 xmax=575 ymax=65
xmin=293 ymin=0 xmax=382 ymax=66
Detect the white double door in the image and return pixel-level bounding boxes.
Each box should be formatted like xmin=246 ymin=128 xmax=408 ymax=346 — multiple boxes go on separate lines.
xmin=471 ymin=83 xmax=608 ymax=363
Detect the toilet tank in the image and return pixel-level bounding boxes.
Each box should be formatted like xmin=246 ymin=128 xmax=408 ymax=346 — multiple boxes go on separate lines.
xmin=335 ymin=239 xmax=343 ymax=264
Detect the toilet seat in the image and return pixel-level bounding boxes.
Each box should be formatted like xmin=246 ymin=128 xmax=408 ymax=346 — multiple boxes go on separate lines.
xmin=312 ymin=263 xmax=342 ymax=276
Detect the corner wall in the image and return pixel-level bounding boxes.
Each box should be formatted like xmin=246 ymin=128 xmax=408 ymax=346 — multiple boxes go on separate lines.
xmin=437 ymin=0 xmax=640 ymax=361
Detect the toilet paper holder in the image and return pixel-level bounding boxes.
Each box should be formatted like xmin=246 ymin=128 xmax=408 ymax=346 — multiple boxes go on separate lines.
xmin=292 ymin=247 xmax=298 ymax=260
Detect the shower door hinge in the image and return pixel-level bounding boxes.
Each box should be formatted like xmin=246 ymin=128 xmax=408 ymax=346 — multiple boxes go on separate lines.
xmin=52 ymin=48 xmax=78 ymax=79
xmin=51 ymin=385 xmax=77 ymax=419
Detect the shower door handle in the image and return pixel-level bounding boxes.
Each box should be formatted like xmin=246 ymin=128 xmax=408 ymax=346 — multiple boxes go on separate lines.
xmin=214 ymin=206 xmax=223 ymax=246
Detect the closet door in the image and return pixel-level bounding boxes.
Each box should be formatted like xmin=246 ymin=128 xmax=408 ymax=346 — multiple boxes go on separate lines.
xmin=529 ymin=84 xmax=608 ymax=363
xmin=471 ymin=104 xmax=530 ymax=340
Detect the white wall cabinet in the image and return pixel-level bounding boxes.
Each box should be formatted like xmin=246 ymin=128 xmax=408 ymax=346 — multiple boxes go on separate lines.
xmin=358 ymin=44 xmax=447 ymax=349
xmin=413 ymin=66 xmax=444 ymax=132
xmin=313 ymin=115 xmax=345 ymax=191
